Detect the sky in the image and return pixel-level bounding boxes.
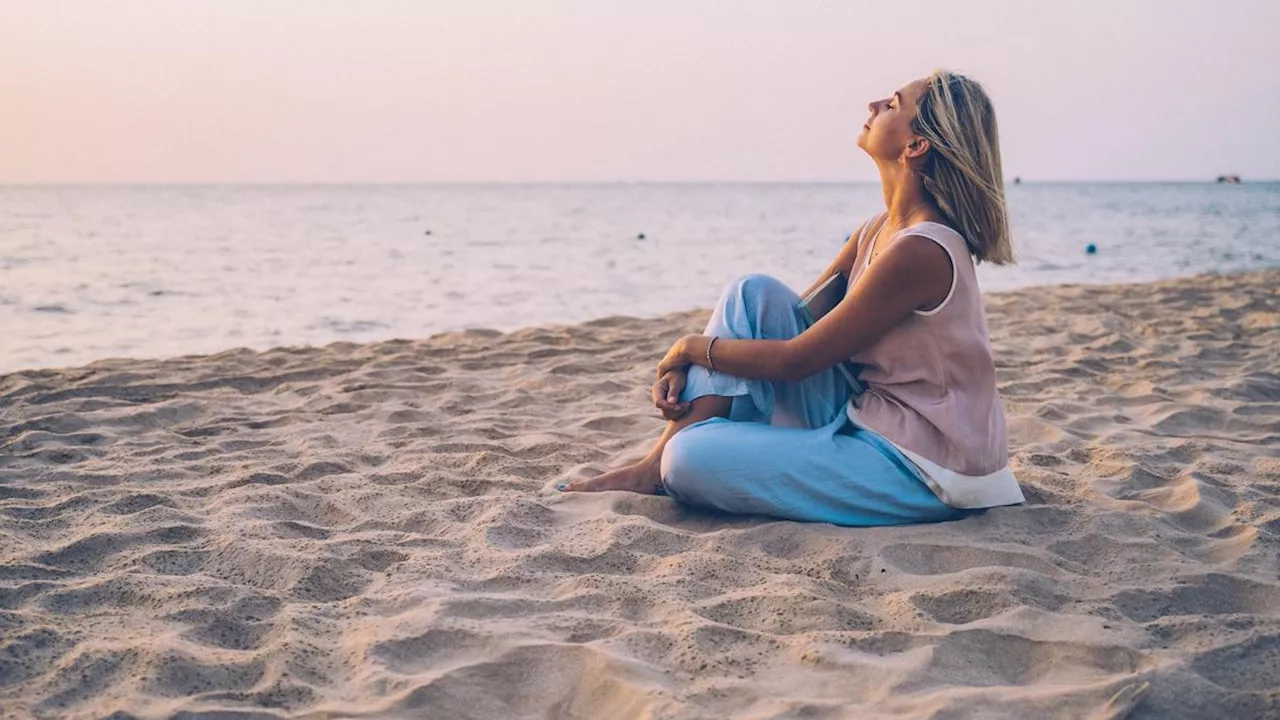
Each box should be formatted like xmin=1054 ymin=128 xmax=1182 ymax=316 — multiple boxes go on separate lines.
xmin=3 ymin=0 xmax=1278 ymax=183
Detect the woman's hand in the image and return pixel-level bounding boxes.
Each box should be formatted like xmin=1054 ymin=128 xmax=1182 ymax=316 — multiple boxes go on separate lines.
xmin=656 ymin=334 xmax=698 ymax=378
xmin=653 ymin=369 xmax=691 ymax=420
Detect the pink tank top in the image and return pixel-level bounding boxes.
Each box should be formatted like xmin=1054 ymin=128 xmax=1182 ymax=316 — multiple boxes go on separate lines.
xmin=844 ymin=215 xmax=1024 ymax=509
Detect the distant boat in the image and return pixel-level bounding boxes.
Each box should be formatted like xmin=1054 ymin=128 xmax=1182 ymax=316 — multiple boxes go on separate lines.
xmin=1216 ymin=174 xmax=1242 ymax=185
xmin=1013 ymin=176 xmax=1022 ymax=184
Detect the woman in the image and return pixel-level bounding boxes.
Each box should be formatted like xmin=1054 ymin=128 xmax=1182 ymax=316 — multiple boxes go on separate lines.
xmin=558 ymin=70 xmax=1025 ymax=526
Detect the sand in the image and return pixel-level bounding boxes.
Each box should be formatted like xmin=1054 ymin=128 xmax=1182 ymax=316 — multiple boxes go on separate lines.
xmin=1 ymin=269 xmax=1277 ymax=719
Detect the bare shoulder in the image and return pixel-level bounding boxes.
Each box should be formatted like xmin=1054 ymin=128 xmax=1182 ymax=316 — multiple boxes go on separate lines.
xmin=879 ymin=233 xmax=952 ymax=276
xmin=863 ymin=233 xmax=953 ymax=310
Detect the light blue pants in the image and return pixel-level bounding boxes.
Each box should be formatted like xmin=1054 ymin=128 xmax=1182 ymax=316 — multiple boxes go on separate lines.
xmin=660 ymin=274 xmax=964 ymax=527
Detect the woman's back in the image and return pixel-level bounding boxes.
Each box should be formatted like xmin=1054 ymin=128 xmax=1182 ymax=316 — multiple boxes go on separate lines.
xmin=846 ymin=217 xmax=1023 ymax=508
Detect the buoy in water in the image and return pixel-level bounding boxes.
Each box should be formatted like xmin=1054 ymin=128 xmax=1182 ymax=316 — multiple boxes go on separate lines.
xmin=424 ymin=229 xmax=433 ymax=236
xmin=1086 ymin=243 xmax=1097 ymax=255
xmin=636 ymin=232 xmax=646 ymax=240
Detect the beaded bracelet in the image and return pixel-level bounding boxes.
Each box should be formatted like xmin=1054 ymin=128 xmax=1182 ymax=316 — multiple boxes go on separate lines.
xmin=706 ymin=336 xmax=717 ymax=375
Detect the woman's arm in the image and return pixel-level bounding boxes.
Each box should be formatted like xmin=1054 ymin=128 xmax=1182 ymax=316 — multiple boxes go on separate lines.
xmin=660 ymin=235 xmax=952 ymax=382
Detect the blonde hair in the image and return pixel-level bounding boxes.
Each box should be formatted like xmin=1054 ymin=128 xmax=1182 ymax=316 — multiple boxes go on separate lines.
xmin=913 ymin=70 xmax=1015 ymax=265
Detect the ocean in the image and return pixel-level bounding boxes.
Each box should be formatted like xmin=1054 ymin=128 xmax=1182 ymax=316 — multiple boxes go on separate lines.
xmin=2 ymin=182 xmax=1277 ymax=374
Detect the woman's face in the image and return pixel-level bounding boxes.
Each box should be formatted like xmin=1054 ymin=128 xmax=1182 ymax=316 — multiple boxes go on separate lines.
xmin=857 ymin=78 xmax=930 ymax=162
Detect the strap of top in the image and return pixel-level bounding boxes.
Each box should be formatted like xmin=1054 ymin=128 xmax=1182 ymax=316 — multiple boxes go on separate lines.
xmin=854 ymin=213 xmax=888 ymax=262
xmin=896 ymin=221 xmax=969 ymax=258
xmin=851 ymin=219 xmax=869 ymax=249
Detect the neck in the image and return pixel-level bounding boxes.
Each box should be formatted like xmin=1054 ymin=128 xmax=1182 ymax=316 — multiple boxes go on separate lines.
xmin=877 ymin=162 xmax=935 ymax=226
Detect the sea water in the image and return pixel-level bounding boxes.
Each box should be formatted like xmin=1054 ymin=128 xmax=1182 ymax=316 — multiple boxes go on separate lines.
xmin=2 ymin=182 xmax=1277 ymax=373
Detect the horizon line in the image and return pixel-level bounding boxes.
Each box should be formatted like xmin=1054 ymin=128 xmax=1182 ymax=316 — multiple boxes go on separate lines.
xmin=2 ymin=178 xmax=1277 ymax=187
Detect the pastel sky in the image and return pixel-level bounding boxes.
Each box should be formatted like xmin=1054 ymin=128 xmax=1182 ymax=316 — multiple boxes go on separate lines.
xmin=3 ymin=0 xmax=1278 ymax=183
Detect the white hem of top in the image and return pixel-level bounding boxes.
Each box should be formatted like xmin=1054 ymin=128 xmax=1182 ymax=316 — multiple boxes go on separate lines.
xmin=846 ymin=403 xmax=1026 ymax=510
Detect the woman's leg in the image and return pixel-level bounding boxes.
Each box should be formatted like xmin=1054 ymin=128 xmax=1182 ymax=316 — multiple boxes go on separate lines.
xmin=681 ymin=273 xmax=850 ymax=429
xmin=562 ymin=273 xmax=849 ymax=494
xmin=660 ymin=413 xmax=962 ymax=527
xmin=558 ymin=394 xmax=731 ymax=493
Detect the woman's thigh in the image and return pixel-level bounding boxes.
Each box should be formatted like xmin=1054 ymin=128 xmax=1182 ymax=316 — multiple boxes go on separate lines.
xmin=659 ymin=416 xmax=962 ymax=527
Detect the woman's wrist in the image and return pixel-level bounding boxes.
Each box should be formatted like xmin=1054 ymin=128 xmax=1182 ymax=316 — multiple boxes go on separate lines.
xmin=684 ymin=334 xmax=709 ymax=369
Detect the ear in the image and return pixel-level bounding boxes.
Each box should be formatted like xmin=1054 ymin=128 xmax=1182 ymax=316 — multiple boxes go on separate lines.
xmin=904 ymin=136 xmax=931 ymax=160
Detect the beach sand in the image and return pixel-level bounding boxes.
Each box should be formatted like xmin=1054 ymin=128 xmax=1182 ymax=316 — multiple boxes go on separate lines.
xmin=1 ymin=269 xmax=1277 ymax=719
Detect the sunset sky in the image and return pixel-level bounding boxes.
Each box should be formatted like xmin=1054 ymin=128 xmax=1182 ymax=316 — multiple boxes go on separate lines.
xmin=3 ymin=0 xmax=1278 ymax=183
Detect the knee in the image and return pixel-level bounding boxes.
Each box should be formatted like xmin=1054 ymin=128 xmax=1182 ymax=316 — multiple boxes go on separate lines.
xmin=713 ymin=273 xmax=800 ymax=341
xmin=727 ymin=273 xmax=788 ymax=301
xmin=717 ymin=273 xmax=791 ymax=317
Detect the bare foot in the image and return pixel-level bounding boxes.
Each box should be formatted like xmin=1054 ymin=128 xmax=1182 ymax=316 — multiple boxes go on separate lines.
xmin=557 ymin=459 xmax=663 ymax=494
